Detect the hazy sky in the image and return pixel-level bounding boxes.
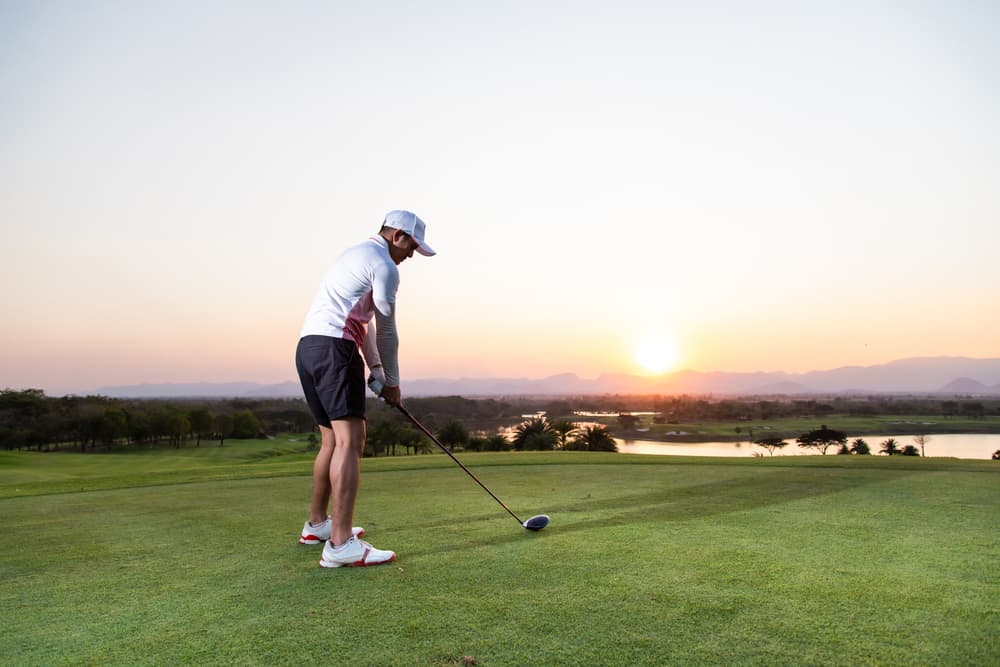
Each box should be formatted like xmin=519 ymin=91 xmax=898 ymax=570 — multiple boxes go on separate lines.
xmin=2 ymin=1 xmax=998 ymax=395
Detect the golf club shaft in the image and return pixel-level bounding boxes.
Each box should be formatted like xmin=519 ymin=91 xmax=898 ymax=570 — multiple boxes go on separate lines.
xmin=394 ymin=404 xmax=524 ymax=525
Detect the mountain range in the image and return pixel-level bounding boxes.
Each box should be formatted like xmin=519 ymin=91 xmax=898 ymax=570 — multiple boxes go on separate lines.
xmin=94 ymin=356 xmax=1000 ymax=398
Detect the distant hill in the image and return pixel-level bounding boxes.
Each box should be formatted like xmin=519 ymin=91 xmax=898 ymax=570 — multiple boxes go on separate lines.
xmin=797 ymin=357 xmax=1000 ymax=394
xmin=405 ymin=357 xmax=1000 ymax=396
xmin=93 ymin=356 xmax=1000 ymax=398
xmin=936 ymin=378 xmax=991 ymax=394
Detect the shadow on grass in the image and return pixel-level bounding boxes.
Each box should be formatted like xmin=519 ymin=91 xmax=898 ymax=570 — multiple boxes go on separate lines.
xmin=403 ymin=467 xmax=905 ymax=557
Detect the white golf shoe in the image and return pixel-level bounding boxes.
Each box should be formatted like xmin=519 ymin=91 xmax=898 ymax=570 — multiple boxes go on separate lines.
xmin=319 ymin=535 xmax=396 ymax=568
xmin=299 ymin=517 xmax=364 ymax=545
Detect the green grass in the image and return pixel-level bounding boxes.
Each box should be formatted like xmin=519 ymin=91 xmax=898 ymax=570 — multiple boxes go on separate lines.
xmin=2 ymin=441 xmax=998 ymax=665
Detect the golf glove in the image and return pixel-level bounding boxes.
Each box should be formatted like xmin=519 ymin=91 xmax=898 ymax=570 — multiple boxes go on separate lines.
xmin=367 ymin=372 xmax=385 ymax=396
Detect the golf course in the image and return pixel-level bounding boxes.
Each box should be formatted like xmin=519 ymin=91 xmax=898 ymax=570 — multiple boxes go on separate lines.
xmin=2 ymin=438 xmax=997 ymax=665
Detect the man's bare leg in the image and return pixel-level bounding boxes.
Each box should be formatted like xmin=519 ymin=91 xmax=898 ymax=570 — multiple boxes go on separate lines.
xmin=308 ymin=425 xmax=335 ymax=525
xmin=329 ymin=417 xmax=366 ymax=545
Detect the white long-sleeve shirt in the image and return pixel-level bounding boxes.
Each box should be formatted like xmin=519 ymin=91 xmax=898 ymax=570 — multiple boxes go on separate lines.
xmin=300 ymin=236 xmax=400 ymax=386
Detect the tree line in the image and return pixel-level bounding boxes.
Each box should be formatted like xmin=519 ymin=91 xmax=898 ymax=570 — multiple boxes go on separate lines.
xmin=0 ymin=388 xmax=622 ymax=456
xmin=362 ymin=412 xmax=617 ymax=457
xmin=0 ymin=389 xmax=298 ymax=451
xmin=645 ymin=396 xmax=995 ymax=422
xmin=753 ymin=426 xmax=927 ymax=456
xmin=3 ymin=388 xmax=997 ymax=454
xmin=0 ymin=389 xmax=530 ymax=453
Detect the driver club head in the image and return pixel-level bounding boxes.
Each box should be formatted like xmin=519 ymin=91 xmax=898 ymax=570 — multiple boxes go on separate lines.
xmin=523 ymin=514 xmax=550 ymax=531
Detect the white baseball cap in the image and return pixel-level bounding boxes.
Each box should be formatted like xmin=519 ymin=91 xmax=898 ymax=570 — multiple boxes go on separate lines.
xmin=383 ymin=210 xmax=436 ymax=256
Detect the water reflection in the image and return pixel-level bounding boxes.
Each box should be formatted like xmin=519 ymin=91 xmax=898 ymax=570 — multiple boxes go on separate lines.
xmin=615 ymin=433 xmax=1000 ymax=460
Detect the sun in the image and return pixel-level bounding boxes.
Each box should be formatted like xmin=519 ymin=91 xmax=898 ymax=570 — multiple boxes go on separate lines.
xmin=634 ymin=336 xmax=680 ymax=375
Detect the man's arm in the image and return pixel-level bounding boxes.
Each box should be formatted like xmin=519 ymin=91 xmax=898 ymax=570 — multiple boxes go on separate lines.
xmin=359 ymin=325 xmax=386 ymax=388
xmin=373 ymin=308 xmax=399 ymax=391
xmin=371 ymin=261 xmax=401 ymax=404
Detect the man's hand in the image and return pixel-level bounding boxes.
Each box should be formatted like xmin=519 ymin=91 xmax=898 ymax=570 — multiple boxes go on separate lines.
xmin=381 ymin=384 xmax=401 ymax=406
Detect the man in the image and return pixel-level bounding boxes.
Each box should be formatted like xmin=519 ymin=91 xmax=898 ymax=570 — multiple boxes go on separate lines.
xmin=295 ymin=210 xmax=435 ymax=568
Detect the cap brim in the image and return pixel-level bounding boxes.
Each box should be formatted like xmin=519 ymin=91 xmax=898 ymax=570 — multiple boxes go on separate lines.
xmin=416 ymin=241 xmax=435 ymax=257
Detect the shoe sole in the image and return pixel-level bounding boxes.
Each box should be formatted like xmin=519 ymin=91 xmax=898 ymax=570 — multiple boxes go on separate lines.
xmin=299 ymin=527 xmax=364 ymax=545
xmin=319 ymin=552 xmax=396 ymax=568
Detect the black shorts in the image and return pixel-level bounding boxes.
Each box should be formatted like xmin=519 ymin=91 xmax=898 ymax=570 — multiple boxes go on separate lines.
xmin=295 ymin=335 xmax=366 ymax=425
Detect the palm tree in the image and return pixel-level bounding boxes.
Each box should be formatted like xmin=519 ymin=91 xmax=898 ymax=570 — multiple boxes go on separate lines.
xmin=512 ymin=416 xmax=557 ymax=451
xmin=567 ymin=425 xmax=618 ymax=452
xmin=880 ymin=438 xmax=900 ymax=456
xmin=549 ymin=420 xmax=578 ymax=449
xmin=850 ymin=438 xmax=871 ymax=455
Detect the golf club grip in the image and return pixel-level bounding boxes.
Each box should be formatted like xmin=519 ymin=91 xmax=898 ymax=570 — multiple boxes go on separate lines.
xmin=395 ymin=404 xmax=523 ymax=524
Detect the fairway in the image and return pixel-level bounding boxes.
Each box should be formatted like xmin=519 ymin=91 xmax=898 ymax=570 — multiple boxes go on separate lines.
xmin=1 ymin=449 xmax=998 ymax=665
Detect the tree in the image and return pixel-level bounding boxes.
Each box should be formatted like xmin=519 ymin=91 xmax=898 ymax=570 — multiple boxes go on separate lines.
xmin=961 ymin=402 xmax=985 ymax=419
xmin=165 ymin=411 xmax=190 ymax=448
xmin=485 ymin=434 xmax=510 ymax=451
xmin=144 ymin=410 xmax=168 ymax=446
xmin=467 ymin=434 xmax=510 ymax=452
xmin=567 ymin=425 xmax=617 ymax=452
xmin=231 ymin=410 xmax=261 ymax=439
xmin=512 ymin=417 xmax=556 ymax=451
xmin=127 ymin=411 xmax=152 ymax=445
xmin=0 ymin=389 xmax=49 ymax=450
xmin=366 ymin=418 xmax=401 ymax=456
xmin=400 ymin=425 xmax=429 ymax=455
xmin=550 ymin=420 xmax=577 ymax=449
xmin=98 ymin=409 xmax=128 ymax=448
xmin=189 ymin=409 xmax=213 ymax=447
xmin=617 ymin=413 xmax=639 ymax=430
xmin=753 ymin=436 xmax=788 ymax=456
xmin=900 ymin=444 xmax=920 ymax=456
xmin=214 ymin=414 xmax=233 ymax=447
xmin=437 ymin=420 xmax=469 ymax=449
xmin=521 ymin=431 xmax=557 ymax=450
xmin=850 ymin=438 xmax=871 ymax=455
xmin=796 ymin=425 xmax=847 ymax=455
xmin=0 ymin=388 xmax=47 ymax=422
xmin=0 ymin=424 xmax=29 ymax=451
xmin=913 ymin=434 xmax=930 ymax=457
xmin=880 ymin=438 xmax=900 ymax=456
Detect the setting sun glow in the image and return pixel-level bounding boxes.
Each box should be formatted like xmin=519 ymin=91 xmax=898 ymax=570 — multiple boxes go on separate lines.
xmin=634 ymin=337 xmax=680 ymax=375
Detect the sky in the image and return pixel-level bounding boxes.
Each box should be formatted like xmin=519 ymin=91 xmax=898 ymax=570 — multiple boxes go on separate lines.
xmin=2 ymin=1 xmax=999 ymax=395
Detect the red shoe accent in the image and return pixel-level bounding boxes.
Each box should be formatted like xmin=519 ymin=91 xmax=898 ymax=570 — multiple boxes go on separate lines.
xmin=352 ymin=547 xmax=371 ymax=567
xmin=348 ymin=547 xmax=396 ymax=567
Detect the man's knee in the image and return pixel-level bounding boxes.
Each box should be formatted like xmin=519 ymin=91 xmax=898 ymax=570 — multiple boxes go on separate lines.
xmin=330 ymin=418 xmax=365 ymax=444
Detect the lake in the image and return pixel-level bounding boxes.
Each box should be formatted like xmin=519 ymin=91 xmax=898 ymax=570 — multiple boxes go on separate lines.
xmin=616 ymin=433 xmax=1000 ymax=460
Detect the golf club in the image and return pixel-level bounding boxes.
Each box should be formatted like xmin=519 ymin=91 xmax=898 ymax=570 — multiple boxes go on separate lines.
xmin=393 ymin=403 xmax=549 ymax=531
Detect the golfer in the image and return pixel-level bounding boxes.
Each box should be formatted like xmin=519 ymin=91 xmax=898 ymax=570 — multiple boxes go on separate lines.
xmin=295 ymin=210 xmax=435 ymax=567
